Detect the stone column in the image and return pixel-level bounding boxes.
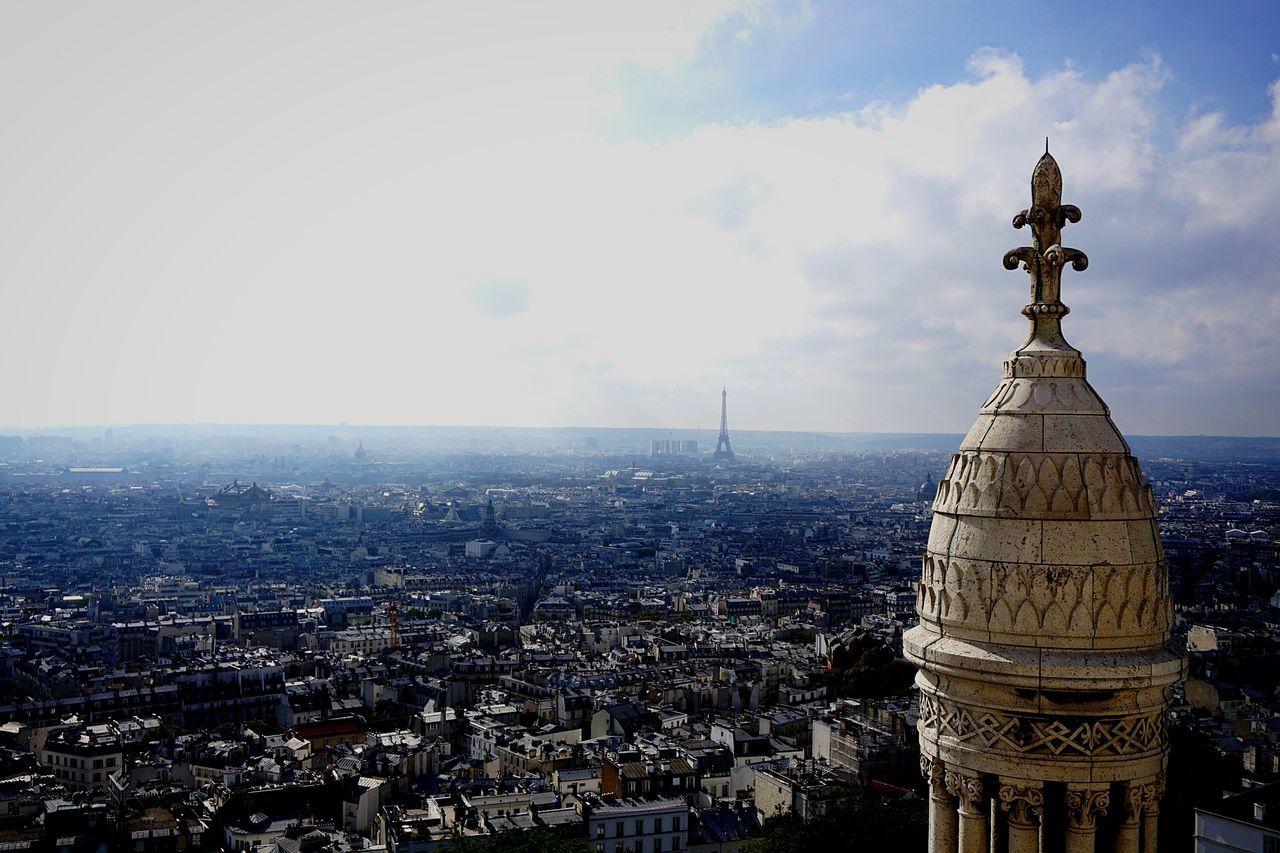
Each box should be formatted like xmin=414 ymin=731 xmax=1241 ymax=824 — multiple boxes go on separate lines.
xmin=1111 ymin=784 xmax=1141 ymax=853
xmin=1141 ymin=805 xmax=1158 ymax=853
xmin=923 ymin=757 xmax=958 ymax=853
xmin=946 ymin=770 xmax=987 ymax=853
xmin=1065 ymin=785 xmax=1110 ymax=853
xmin=999 ymin=780 xmax=1043 ymax=853
xmin=1137 ymin=776 xmax=1164 ymax=853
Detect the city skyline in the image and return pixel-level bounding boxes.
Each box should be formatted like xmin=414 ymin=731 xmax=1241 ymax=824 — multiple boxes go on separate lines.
xmin=3 ymin=2 xmax=1278 ymax=435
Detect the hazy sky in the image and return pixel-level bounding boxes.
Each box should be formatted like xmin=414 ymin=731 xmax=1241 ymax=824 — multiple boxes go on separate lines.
xmin=3 ymin=1 xmax=1278 ymax=435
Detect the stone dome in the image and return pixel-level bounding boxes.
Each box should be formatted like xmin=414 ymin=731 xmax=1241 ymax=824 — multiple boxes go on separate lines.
xmin=904 ymin=150 xmax=1183 ymax=853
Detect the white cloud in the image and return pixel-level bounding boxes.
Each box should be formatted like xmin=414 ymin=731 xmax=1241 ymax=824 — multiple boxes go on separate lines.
xmin=1 ymin=6 xmax=1277 ymax=435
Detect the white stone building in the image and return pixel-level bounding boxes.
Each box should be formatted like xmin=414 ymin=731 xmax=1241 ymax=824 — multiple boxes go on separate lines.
xmin=587 ymin=798 xmax=688 ymax=853
xmin=1194 ymin=782 xmax=1280 ymax=851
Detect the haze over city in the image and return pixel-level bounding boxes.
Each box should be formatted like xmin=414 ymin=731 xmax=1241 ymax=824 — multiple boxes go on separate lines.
xmin=3 ymin=0 xmax=1277 ymax=434
xmin=5 ymin=5 xmax=1280 ymax=853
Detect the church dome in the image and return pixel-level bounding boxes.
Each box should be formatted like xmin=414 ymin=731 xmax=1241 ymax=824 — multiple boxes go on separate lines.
xmin=904 ymin=150 xmax=1183 ymax=853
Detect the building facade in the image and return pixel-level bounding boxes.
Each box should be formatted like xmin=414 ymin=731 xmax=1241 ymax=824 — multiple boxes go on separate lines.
xmin=40 ymin=724 xmax=123 ymax=791
xmin=587 ymin=798 xmax=688 ymax=853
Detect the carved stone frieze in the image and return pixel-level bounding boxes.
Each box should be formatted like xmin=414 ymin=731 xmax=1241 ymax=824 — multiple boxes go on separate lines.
xmin=915 ymin=554 xmax=1171 ymax=642
xmin=918 ymin=694 xmax=1167 ymax=758
xmin=932 ymin=449 xmax=1156 ymax=520
xmin=1000 ymin=355 xmax=1085 ymax=380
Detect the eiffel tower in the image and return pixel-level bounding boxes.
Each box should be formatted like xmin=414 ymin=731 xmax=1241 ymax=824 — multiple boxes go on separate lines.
xmin=711 ymin=387 xmax=736 ymax=462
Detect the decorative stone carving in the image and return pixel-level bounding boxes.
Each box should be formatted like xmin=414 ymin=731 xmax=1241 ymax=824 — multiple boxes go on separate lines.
xmin=932 ymin=451 xmax=1155 ymax=520
xmin=1003 ymin=144 xmax=1087 ymax=311
xmin=1065 ymin=787 xmax=1110 ymax=830
xmin=1124 ymin=775 xmax=1165 ymax=817
xmin=1139 ymin=774 xmax=1165 ymax=811
xmin=998 ymin=781 xmax=1044 ymax=825
xmin=918 ymin=694 xmax=1166 ymax=758
xmin=920 ymin=754 xmax=946 ymax=787
xmin=944 ymin=768 xmax=984 ymax=810
xmin=916 ymin=555 xmax=1172 ymax=643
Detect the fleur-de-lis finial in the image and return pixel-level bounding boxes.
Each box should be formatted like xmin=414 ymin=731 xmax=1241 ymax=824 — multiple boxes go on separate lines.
xmin=1003 ymin=148 xmax=1088 ymax=339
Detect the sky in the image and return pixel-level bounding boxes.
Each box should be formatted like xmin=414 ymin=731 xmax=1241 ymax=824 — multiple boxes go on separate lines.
xmin=2 ymin=1 xmax=1278 ymax=436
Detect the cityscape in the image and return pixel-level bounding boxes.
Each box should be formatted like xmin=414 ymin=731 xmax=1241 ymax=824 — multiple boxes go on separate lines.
xmin=0 ymin=405 xmax=1275 ymax=850
xmin=3 ymin=2 xmax=1280 ymax=852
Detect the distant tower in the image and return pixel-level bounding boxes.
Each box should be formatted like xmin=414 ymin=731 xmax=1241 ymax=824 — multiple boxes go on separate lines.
xmin=353 ymin=442 xmax=367 ymax=463
xmin=479 ymin=498 xmax=500 ymax=539
xmin=905 ymin=149 xmax=1181 ymax=853
xmin=712 ymin=387 xmax=736 ymax=462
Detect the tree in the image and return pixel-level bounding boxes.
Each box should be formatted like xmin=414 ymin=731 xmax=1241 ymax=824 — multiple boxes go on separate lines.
xmin=818 ymin=633 xmax=915 ymax=699
xmin=1158 ymin=724 xmax=1241 ymax=853
xmin=744 ymin=788 xmax=926 ymax=852
xmin=787 ymin=628 xmax=815 ymax=646
xmin=448 ymin=827 xmax=588 ymax=853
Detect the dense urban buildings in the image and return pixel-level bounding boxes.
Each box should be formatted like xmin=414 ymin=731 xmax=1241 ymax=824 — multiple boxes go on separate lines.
xmin=0 ymin=421 xmax=1273 ymax=851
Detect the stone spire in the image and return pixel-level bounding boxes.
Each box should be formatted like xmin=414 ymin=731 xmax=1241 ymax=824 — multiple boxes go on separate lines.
xmin=903 ymin=149 xmax=1183 ymax=853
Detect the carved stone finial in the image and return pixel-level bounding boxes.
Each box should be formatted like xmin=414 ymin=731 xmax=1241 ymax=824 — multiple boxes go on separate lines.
xmin=1003 ymin=149 xmax=1088 ymax=339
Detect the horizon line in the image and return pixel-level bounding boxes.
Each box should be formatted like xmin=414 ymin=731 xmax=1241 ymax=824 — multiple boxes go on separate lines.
xmin=0 ymin=422 xmax=1277 ymax=442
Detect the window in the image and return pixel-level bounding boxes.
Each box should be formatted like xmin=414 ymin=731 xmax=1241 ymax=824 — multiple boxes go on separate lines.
xmin=616 ymin=822 xmax=624 ymax=837
xmin=596 ymin=825 xmax=605 ymax=838
xmin=673 ymin=816 xmax=681 ymax=831
xmin=1264 ymin=836 xmax=1280 ymax=853
xmin=656 ymin=817 xmax=665 ymax=833
xmin=635 ymin=820 xmax=644 ymax=835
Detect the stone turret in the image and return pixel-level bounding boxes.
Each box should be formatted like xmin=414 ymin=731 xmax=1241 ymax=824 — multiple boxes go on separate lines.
xmin=903 ymin=148 xmax=1183 ymax=853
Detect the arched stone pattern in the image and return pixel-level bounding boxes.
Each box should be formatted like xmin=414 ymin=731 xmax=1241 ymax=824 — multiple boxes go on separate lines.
xmin=933 ymin=451 xmax=1155 ymax=520
xmin=1002 ymin=354 xmax=1086 ymax=379
xmin=919 ymin=694 xmax=1167 ymax=758
xmin=916 ymin=556 xmax=1171 ymax=643
xmin=982 ymin=377 xmax=1100 ymax=415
